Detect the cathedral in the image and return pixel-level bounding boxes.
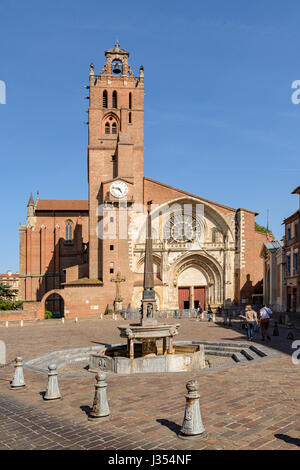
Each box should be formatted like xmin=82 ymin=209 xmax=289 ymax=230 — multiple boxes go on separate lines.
xmin=19 ymin=43 xmax=265 ymax=318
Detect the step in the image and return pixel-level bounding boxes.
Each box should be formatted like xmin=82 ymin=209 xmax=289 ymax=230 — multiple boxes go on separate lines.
xmin=249 ymin=345 xmax=267 ymax=358
xmin=232 ymin=352 xmax=249 ymax=363
xmin=240 ymin=349 xmax=255 ymax=361
xmin=203 ymin=345 xmax=244 ymax=353
xmin=205 ymin=350 xmax=234 ymax=357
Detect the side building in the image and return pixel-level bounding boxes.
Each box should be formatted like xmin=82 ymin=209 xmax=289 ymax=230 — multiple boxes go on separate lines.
xmin=284 ymin=185 xmax=300 ymax=312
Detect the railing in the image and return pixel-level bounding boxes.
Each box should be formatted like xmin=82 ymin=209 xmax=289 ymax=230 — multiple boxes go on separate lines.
xmin=120 ymin=307 xmax=246 ymax=320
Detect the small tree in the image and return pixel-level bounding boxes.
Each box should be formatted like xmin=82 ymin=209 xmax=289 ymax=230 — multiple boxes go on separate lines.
xmin=0 ymin=282 xmax=18 ymax=300
xmin=255 ymin=223 xmax=274 ymax=239
xmin=0 ymin=282 xmax=22 ymax=310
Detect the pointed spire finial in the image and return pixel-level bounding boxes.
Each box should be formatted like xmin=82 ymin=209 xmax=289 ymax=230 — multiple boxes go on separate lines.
xmin=115 ymin=40 xmax=120 ymax=49
xmin=27 ymin=193 xmax=34 ymax=207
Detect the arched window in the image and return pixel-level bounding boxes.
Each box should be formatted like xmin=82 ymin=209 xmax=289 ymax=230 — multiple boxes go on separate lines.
xmin=128 ymin=112 xmax=132 ymax=124
xmin=105 ymin=122 xmax=110 ymax=134
xmin=112 ymin=122 xmax=117 ymax=134
xmin=112 ymin=91 xmax=117 ymax=108
xmin=129 ymin=92 xmax=132 ymax=109
xmin=65 ymin=220 xmax=73 ymax=243
xmin=103 ymin=90 xmax=108 ymax=108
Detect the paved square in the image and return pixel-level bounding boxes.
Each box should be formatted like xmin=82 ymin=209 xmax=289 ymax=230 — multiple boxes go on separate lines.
xmin=0 ymin=317 xmax=300 ymax=450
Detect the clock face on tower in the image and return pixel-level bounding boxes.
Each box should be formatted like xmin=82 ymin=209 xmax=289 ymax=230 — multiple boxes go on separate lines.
xmin=110 ymin=180 xmax=129 ymax=199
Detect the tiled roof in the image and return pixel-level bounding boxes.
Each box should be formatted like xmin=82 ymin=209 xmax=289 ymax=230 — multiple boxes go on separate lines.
xmin=36 ymin=200 xmax=88 ymax=212
xmin=264 ymin=240 xmax=284 ymax=251
xmin=0 ymin=273 xmax=19 ymax=278
xmin=144 ymin=177 xmax=258 ymax=215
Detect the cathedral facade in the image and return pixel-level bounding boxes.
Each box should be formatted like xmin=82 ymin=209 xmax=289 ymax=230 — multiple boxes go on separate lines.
xmin=19 ymin=44 xmax=265 ymax=318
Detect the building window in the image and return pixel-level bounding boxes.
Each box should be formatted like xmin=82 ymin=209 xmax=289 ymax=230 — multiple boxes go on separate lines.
xmin=103 ymin=90 xmax=108 ymax=108
xmin=105 ymin=122 xmax=110 ymax=134
xmin=287 ymin=227 xmax=291 ymax=244
xmin=294 ymin=253 xmax=298 ymax=275
xmin=110 ymin=245 xmax=114 ymax=251
xmin=129 ymin=92 xmax=132 ymax=109
xmin=129 ymin=112 xmax=132 ymax=124
xmin=110 ymin=217 xmax=114 ymax=223
xmin=295 ymin=223 xmax=298 ymax=243
xmin=112 ymin=122 xmax=117 ymax=134
xmin=110 ymin=262 xmax=114 ymax=274
xmin=286 ymin=255 xmax=291 ymax=276
xmin=112 ymin=91 xmax=117 ymax=109
xmin=65 ymin=220 xmax=73 ymax=244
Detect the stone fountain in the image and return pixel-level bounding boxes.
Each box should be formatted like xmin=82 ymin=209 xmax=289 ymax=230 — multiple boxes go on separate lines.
xmin=89 ymin=201 xmax=205 ymax=375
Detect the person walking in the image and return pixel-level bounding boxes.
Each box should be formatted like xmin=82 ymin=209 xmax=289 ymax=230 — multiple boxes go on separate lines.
xmin=207 ymin=305 xmax=213 ymax=322
xmin=196 ymin=305 xmax=203 ymax=321
xmin=240 ymin=305 xmax=258 ymax=341
xmin=259 ymin=305 xmax=272 ymax=341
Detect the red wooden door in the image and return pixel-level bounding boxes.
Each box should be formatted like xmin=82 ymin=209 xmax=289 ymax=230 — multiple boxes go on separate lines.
xmin=178 ymin=287 xmax=190 ymax=309
xmin=194 ymin=286 xmax=205 ymax=309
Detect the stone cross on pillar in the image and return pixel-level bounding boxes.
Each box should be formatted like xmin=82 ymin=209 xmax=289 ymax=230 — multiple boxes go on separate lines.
xmin=111 ymin=271 xmax=126 ymax=312
xmin=141 ymin=201 xmax=157 ymax=326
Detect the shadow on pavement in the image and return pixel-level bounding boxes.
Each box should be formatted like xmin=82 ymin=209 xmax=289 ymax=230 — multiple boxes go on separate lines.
xmin=217 ymin=320 xmax=298 ymax=357
xmin=80 ymin=405 xmax=92 ymax=417
xmin=274 ymin=433 xmax=300 ymax=448
xmin=156 ymin=418 xmax=181 ymax=435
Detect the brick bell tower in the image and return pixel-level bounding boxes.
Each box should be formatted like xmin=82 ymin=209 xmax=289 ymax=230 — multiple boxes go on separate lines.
xmin=87 ymin=42 xmax=145 ymax=298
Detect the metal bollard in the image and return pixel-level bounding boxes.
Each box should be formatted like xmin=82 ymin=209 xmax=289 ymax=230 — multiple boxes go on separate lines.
xmin=178 ymin=379 xmax=206 ymax=439
xmin=44 ymin=364 xmax=61 ymax=400
xmin=11 ymin=357 xmax=26 ymax=389
xmin=89 ymin=373 xmax=110 ymax=420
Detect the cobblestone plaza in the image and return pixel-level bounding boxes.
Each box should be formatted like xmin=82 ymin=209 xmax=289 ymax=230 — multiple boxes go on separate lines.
xmin=1 ymin=317 xmax=300 ymax=451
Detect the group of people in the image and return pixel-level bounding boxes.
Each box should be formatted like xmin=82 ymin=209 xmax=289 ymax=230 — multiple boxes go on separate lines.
xmin=196 ymin=305 xmax=213 ymax=322
xmin=195 ymin=303 xmax=273 ymax=342
xmin=240 ymin=304 xmax=273 ymax=342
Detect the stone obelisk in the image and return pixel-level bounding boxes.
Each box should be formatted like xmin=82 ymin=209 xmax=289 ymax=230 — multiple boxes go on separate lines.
xmin=141 ymin=201 xmax=157 ymax=326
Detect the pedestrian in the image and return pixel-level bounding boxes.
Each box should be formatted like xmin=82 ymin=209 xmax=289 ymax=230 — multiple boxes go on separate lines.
xmin=259 ymin=304 xmax=273 ymax=341
xmin=240 ymin=305 xmax=258 ymax=341
xmin=196 ymin=305 xmax=203 ymax=321
xmin=207 ymin=305 xmax=213 ymax=322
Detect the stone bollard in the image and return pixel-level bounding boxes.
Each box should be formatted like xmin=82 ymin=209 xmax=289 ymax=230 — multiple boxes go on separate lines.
xmin=20 ymin=320 xmax=24 ymax=327
xmin=44 ymin=364 xmax=61 ymax=400
xmin=273 ymin=321 xmax=279 ymax=336
xmin=5 ymin=321 xmax=8 ymax=328
xmin=100 ymin=313 xmax=103 ymax=320
xmin=212 ymin=313 xmax=216 ymax=323
xmin=201 ymin=312 xmax=204 ymax=321
xmin=89 ymin=373 xmax=110 ymax=421
xmin=75 ymin=317 xmax=78 ymax=323
xmin=61 ymin=317 xmax=65 ymax=324
xmin=11 ymin=357 xmax=26 ymax=389
xmin=178 ymin=379 xmax=206 ymax=439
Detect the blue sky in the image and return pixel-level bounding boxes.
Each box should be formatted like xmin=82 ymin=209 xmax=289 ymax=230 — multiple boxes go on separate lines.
xmin=1 ymin=0 xmax=300 ymax=272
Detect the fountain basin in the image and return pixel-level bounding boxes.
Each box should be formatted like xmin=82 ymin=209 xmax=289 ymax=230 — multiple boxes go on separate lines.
xmin=89 ymin=343 xmax=206 ymax=374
